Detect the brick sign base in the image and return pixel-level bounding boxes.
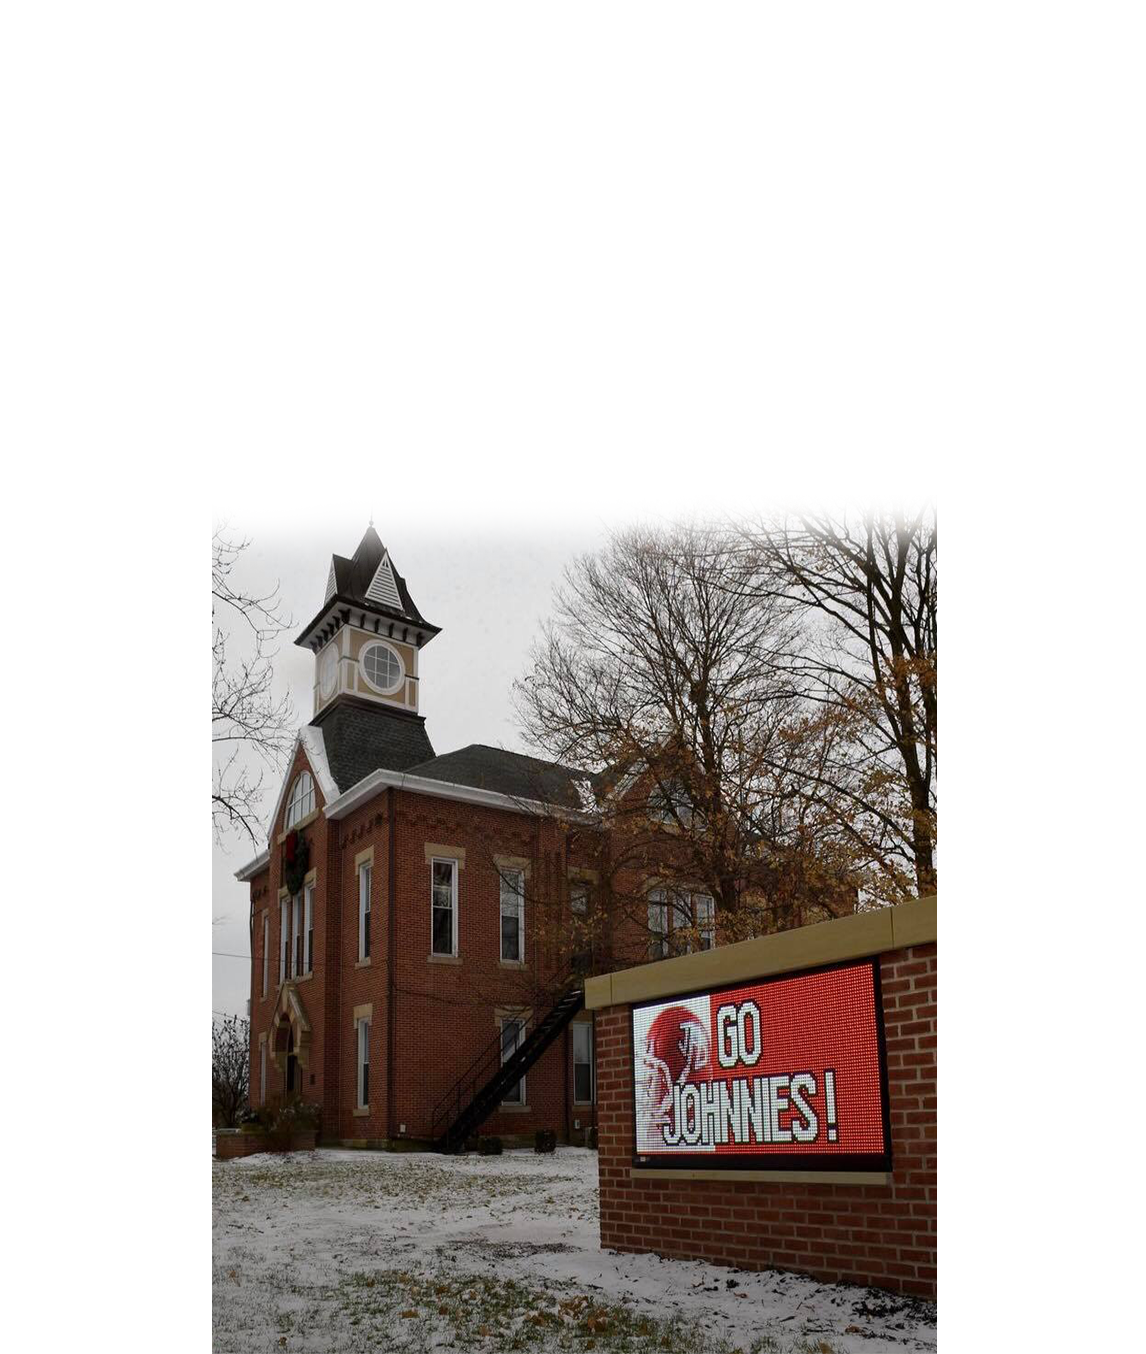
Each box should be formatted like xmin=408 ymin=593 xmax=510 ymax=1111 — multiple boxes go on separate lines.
xmin=593 ymin=936 xmax=936 ymax=1299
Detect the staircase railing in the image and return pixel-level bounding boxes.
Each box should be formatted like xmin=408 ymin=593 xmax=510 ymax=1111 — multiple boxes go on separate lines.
xmin=431 ymin=979 xmax=584 ymax=1150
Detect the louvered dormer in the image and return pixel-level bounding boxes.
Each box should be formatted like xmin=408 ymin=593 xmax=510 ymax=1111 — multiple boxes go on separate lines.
xmin=295 ymin=526 xmax=441 ymax=720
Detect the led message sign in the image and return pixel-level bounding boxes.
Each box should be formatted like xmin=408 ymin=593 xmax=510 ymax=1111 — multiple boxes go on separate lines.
xmin=631 ymin=959 xmax=891 ymax=1172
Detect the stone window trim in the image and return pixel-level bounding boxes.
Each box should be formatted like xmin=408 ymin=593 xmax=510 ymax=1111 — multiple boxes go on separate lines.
xmin=424 ymin=843 xmax=465 ymax=867
xmin=427 ymin=953 xmax=461 ymax=966
xmin=355 ymin=845 xmax=375 ymax=868
xmin=493 ymin=853 xmax=531 ymax=878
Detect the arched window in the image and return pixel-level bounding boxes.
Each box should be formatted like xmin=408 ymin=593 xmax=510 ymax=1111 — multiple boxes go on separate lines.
xmin=360 ymin=641 xmax=404 ymax=695
xmin=285 ymin=771 xmax=315 ymax=828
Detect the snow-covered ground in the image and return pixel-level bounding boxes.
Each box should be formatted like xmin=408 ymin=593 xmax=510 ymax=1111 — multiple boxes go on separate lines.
xmin=213 ymin=1147 xmax=936 ymax=1354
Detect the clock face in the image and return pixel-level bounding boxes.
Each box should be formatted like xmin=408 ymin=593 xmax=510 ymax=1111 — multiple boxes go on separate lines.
xmin=319 ymin=645 xmax=338 ymax=698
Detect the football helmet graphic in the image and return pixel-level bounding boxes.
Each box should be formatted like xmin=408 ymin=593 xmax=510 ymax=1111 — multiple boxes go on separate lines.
xmin=637 ymin=1004 xmax=711 ymax=1136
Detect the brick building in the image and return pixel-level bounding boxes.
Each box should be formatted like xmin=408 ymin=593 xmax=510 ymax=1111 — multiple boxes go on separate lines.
xmin=237 ymin=525 xmax=845 ymax=1148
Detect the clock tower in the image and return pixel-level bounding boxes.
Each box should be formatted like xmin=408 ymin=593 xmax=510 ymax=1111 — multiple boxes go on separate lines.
xmin=294 ymin=525 xmax=441 ymax=736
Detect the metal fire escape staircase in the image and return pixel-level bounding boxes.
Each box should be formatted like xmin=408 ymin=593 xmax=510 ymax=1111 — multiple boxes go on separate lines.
xmin=431 ymin=982 xmax=584 ymax=1152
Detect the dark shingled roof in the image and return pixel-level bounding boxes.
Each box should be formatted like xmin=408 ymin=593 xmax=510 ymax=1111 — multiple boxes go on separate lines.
xmin=408 ymin=744 xmax=592 ymax=809
xmin=296 ymin=525 xmax=440 ymax=649
xmin=312 ymin=700 xmax=435 ymax=792
xmin=328 ymin=525 xmax=432 ymax=627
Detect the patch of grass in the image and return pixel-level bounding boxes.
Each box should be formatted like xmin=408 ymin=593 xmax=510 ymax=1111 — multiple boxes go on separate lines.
xmin=212 ymin=1154 xmax=595 ymax=1219
xmin=335 ymin=1266 xmax=834 ymax=1353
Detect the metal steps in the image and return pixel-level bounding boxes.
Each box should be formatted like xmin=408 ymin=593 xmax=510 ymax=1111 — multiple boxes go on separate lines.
xmin=431 ymin=984 xmax=584 ymax=1152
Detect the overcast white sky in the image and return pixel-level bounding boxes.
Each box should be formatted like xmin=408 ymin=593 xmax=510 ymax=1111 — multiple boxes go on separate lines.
xmin=212 ymin=515 xmax=619 ymax=1018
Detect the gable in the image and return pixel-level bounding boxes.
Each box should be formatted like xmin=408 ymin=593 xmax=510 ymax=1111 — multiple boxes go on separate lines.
xmin=263 ymin=725 xmax=340 ymax=842
xmin=365 ymin=553 xmax=402 ymax=610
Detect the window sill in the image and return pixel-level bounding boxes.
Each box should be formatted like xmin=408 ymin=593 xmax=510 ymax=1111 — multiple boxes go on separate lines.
xmin=573 ymin=1100 xmax=595 ymax=1108
xmin=293 ymin=971 xmax=314 ymax=983
xmin=427 ymin=953 xmax=461 ymax=965
xmin=355 ymin=959 xmax=371 ymax=969
xmin=499 ymin=1103 xmax=530 ymax=1113
xmin=353 ymin=1106 xmax=370 ymax=1118
xmin=498 ymin=958 xmax=526 ymax=970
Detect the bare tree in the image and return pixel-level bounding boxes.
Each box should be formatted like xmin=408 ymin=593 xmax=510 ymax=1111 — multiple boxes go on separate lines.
xmin=743 ymin=509 xmax=937 ymax=902
xmin=212 ymin=1014 xmax=250 ymax=1127
xmin=212 ymin=530 xmax=296 ymax=847
xmin=513 ymin=524 xmax=854 ymax=951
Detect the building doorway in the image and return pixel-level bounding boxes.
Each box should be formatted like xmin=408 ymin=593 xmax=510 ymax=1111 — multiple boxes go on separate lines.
xmin=285 ymin=1028 xmax=299 ymax=1097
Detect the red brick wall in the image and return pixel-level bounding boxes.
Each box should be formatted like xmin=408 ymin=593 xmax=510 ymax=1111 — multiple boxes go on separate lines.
xmin=215 ymin=1130 xmax=317 ymax=1160
xmin=249 ymin=772 xmax=601 ymax=1145
xmin=381 ymin=790 xmax=597 ymax=1143
xmin=247 ymin=743 xmax=334 ymax=1119
xmin=595 ymin=942 xmax=937 ymax=1299
xmin=248 ymin=749 xmax=872 ymax=1154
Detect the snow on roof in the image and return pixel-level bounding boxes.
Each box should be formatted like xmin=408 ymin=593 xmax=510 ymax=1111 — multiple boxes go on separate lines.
xmin=234 ymin=725 xmax=342 ymax=880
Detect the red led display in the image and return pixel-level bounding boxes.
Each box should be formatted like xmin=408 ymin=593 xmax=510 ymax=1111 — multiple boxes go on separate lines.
xmin=631 ymin=959 xmax=890 ymax=1171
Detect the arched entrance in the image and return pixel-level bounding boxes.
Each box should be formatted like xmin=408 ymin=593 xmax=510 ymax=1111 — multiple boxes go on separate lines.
xmin=269 ymin=981 xmax=312 ymax=1099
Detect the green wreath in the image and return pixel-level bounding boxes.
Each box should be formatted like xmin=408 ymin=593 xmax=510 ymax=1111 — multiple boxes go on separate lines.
xmin=283 ymin=830 xmax=311 ymax=896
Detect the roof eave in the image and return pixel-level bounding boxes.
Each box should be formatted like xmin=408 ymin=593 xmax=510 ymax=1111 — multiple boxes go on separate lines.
xmin=324 ymin=767 xmax=599 ymax=825
xmin=234 ymin=848 xmax=270 ymax=882
xmin=294 ymin=595 xmax=442 ymax=650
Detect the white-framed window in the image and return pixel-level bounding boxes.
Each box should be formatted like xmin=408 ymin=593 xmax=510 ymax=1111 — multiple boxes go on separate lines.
xmin=356 ymin=1017 xmax=370 ymax=1109
xmin=570 ymin=883 xmax=589 ymax=915
xmin=358 ymin=862 xmax=372 ymax=961
xmin=648 ymin=886 xmax=717 ymax=956
xmin=499 ymin=868 xmax=524 ymax=962
xmin=500 ymin=1017 xmax=525 ymax=1105
xmin=285 ymin=772 xmax=315 ymax=828
xmin=259 ymin=1040 xmax=267 ymax=1105
xmin=360 ymin=641 xmax=404 ymax=695
xmin=431 ymin=858 xmax=458 ymax=956
xmin=304 ymin=882 xmax=315 ymax=973
xmin=671 ymin=888 xmax=693 ymax=944
xmin=262 ymin=915 xmax=269 ymax=998
xmin=291 ymin=893 xmax=303 ymax=978
xmin=695 ymin=893 xmax=715 ymax=951
xmin=648 ymin=889 xmax=669 ymax=960
xmin=572 ymin=1022 xmax=594 ymax=1104
xmin=280 ymin=897 xmax=289 ymax=983
xmin=649 ymin=778 xmax=693 ymax=826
